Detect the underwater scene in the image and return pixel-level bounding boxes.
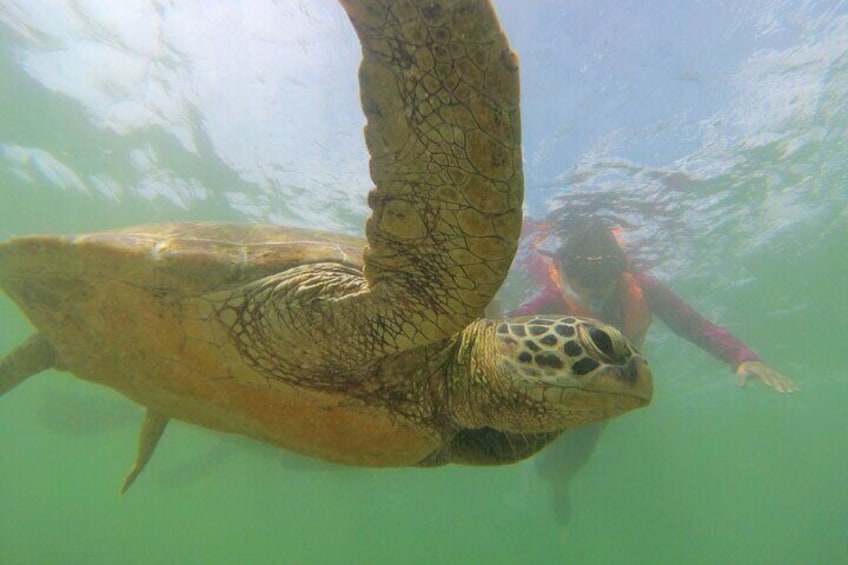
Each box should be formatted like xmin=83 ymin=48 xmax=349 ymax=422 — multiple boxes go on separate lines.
xmin=1 ymin=0 xmax=846 ymax=563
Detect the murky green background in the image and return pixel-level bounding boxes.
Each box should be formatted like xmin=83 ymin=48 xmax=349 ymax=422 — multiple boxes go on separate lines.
xmin=1 ymin=1 xmax=846 ymax=563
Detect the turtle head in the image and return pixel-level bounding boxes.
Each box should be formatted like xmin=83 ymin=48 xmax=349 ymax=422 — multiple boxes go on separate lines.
xmin=450 ymin=316 xmax=652 ymax=433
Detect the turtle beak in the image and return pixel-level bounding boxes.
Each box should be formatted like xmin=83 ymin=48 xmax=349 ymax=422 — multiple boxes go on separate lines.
xmin=597 ymin=354 xmax=653 ymax=406
xmin=627 ymin=355 xmax=653 ymax=404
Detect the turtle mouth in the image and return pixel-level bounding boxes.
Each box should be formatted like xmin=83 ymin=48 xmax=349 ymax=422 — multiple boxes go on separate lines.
xmin=595 ymin=355 xmax=653 ymax=403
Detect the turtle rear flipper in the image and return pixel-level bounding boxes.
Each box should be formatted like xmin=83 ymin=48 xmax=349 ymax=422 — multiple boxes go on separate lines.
xmin=0 ymin=333 xmax=56 ymax=397
xmin=121 ymin=408 xmax=170 ymax=494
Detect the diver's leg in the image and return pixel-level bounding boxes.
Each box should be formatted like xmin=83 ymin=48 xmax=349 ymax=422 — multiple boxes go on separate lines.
xmin=535 ymin=421 xmax=607 ymax=525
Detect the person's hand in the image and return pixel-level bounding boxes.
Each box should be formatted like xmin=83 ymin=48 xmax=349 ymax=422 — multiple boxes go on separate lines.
xmin=736 ymin=360 xmax=799 ymax=393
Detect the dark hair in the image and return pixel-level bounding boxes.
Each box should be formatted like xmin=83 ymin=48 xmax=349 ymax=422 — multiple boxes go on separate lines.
xmin=556 ymin=221 xmax=627 ymax=287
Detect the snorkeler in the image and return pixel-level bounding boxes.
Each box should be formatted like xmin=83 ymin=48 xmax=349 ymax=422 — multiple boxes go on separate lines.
xmin=506 ymin=218 xmax=798 ymax=524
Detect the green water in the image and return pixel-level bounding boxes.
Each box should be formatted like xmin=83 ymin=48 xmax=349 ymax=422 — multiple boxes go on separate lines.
xmin=1 ymin=1 xmax=847 ymax=564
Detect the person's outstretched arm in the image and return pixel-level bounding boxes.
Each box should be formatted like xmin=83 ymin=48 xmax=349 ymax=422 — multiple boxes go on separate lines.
xmin=635 ymin=271 xmax=797 ymax=393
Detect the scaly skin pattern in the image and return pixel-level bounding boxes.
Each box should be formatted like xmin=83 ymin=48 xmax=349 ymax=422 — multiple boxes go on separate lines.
xmin=334 ymin=0 xmax=524 ymax=357
xmin=0 ymin=0 xmax=652 ymax=489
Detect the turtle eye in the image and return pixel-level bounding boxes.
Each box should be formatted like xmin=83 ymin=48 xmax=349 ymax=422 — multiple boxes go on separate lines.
xmin=589 ymin=327 xmax=614 ymax=357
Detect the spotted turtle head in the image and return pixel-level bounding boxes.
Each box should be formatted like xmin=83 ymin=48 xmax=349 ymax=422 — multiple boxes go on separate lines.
xmin=471 ymin=315 xmax=652 ymax=432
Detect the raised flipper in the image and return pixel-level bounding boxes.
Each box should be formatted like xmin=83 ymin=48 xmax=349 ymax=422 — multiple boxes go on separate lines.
xmin=121 ymin=408 xmax=170 ymax=494
xmin=276 ymin=0 xmax=523 ymax=366
xmin=0 ymin=333 xmax=56 ymax=397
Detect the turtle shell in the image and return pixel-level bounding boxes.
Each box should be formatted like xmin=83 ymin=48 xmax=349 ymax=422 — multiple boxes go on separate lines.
xmin=0 ymin=222 xmax=443 ymax=466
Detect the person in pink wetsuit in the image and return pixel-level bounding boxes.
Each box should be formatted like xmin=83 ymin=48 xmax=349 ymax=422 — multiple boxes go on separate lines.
xmin=506 ymin=219 xmax=797 ymax=524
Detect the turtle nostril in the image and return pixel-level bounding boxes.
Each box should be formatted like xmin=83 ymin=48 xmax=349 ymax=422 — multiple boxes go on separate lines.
xmin=589 ymin=327 xmax=614 ymax=357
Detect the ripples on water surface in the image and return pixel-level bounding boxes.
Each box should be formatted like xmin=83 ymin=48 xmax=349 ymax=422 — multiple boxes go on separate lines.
xmin=1 ymin=0 xmax=846 ymax=563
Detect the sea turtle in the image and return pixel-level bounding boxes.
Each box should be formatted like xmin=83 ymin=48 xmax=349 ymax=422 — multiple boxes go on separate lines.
xmin=0 ymin=0 xmax=651 ymax=493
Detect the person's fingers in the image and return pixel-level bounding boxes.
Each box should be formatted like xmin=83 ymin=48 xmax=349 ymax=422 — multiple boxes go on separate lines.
xmin=737 ymin=362 xmax=799 ymax=393
xmin=771 ymin=372 xmax=800 ymax=394
xmin=754 ymin=365 xmax=799 ymax=393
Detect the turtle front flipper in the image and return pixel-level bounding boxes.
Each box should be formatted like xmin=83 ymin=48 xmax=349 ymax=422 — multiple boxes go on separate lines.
xmin=422 ymin=427 xmax=561 ymax=466
xmin=343 ymin=0 xmax=523 ymax=341
xmin=121 ymin=408 xmax=169 ymax=494
xmin=0 ymin=333 xmax=56 ymax=397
